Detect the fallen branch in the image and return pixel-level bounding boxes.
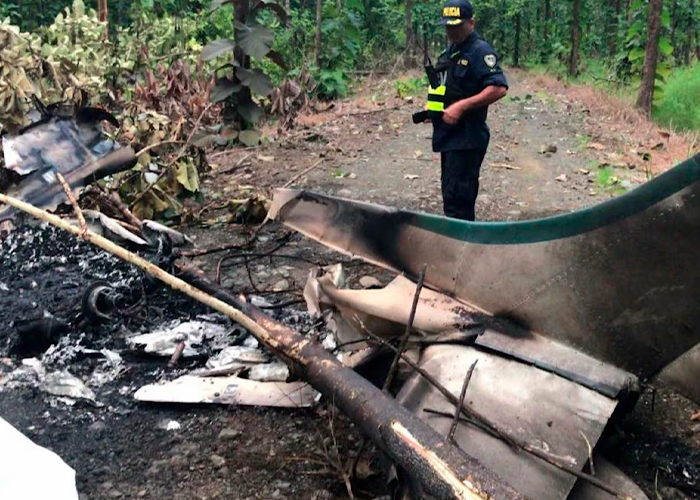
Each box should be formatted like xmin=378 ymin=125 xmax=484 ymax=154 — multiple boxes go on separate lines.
xmin=490 ymin=163 xmax=521 ymax=170
xmin=383 ymin=264 xmax=426 ymax=392
xmin=691 ymin=410 xmax=700 ymax=421
xmin=449 ymin=361 xmax=477 ymax=443
xmin=56 ymin=173 xmax=87 ymax=234
xmin=282 ymin=159 xmax=324 ymax=189
xmin=0 ymin=192 xmax=525 ymax=500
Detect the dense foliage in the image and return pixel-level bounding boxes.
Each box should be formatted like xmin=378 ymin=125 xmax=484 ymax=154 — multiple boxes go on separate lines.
xmin=3 ymin=0 xmax=700 ymax=127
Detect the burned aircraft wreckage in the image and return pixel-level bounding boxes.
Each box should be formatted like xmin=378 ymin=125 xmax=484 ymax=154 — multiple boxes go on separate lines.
xmin=1 ymin=104 xmax=699 ymax=500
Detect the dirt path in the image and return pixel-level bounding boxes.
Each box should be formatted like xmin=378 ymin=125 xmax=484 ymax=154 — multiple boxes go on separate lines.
xmin=217 ymin=69 xmax=687 ymax=223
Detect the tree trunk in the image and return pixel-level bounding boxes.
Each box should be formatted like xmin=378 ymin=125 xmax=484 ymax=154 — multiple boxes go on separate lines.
xmin=285 ymin=0 xmax=291 ymax=14
xmin=569 ymin=0 xmax=581 ymax=76
xmin=513 ymin=11 xmax=521 ymax=67
xmin=670 ymin=0 xmax=677 ymax=50
xmin=636 ymin=0 xmax=663 ymax=116
xmin=405 ymin=0 xmax=415 ymax=67
xmin=542 ymin=0 xmax=550 ymax=62
xmin=609 ymin=0 xmax=621 ymax=56
xmin=686 ymin=0 xmax=694 ymax=65
xmin=315 ymin=0 xmax=323 ymax=67
xmin=98 ymin=0 xmax=108 ymax=39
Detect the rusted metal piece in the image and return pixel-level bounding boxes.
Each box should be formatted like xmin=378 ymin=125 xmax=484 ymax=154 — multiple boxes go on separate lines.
xmin=175 ymin=267 xmax=527 ymax=500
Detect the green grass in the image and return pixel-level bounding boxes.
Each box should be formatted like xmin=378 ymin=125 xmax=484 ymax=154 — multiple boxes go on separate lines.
xmin=654 ymin=63 xmax=700 ymax=132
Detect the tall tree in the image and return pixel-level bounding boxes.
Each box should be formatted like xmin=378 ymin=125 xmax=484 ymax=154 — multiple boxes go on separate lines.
xmin=569 ymin=0 xmax=581 ymax=76
xmin=513 ymin=11 xmax=521 ymax=66
xmin=636 ymin=0 xmax=663 ymax=116
xmin=541 ymin=0 xmax=550 ymax=62
xmin=405 ymin=0 xmax=415 ymax=67
xmin=98 ymin=0 xmax=108 ymax=39
xmin=609 ymin=0 xmax=621 ymax=56
xmin=314 ymin=0 xmax=322 ymax=67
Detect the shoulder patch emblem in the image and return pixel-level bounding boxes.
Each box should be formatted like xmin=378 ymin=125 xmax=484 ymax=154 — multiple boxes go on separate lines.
xmin=458 ymin=59 xmax=469 ymax=66
xmin=484 ymin=54 xmax=497 ymax=68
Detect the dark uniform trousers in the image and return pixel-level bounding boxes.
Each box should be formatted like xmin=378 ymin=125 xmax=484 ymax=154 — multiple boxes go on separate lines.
xmin=440 ymin=149 xmax=486 ymax=221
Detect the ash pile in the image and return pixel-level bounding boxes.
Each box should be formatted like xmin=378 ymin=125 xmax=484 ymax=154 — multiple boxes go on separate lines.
xmin=0 ymin=222 xmax=327 ymax=409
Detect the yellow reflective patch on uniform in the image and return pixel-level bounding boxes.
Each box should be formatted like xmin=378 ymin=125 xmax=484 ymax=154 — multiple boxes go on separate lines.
xmin=428 ymin=85 xmax=446 ymax=96
xmin=484 ymin=54 xmax=497 ymax=68
xmin=458 ymin=59 xmax=469 ymax=66
xmin=443 ymin=6 xmax=461 ymax=17
xmin=427 ymin=101 xmax=445 ymax=111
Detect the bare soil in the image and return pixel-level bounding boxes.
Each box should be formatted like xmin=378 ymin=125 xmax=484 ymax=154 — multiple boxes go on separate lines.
xmin=1 ymin=69 xmax=699 ymax=500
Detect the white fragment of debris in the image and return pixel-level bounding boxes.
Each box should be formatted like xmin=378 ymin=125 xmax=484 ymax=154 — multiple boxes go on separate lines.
xmin=141 ymin=220 xmax=194 ymax=247
xmin=100 ymin=349 xmax=122 ymax=366
xmin=81 ymin=210 xmax=148 ymax=247
xmin=206 ymin=346 xmax=268 ymax=369
xmin=242 ymin=335 xmax=259 ymax=349
xmin=156 ymin=419 xmax=182 ymax=431
xmin=134 ymin=375 xmax=319 ymax=408
xmin=322 ymin=334 xmax=337 ymax=351
xmin=0 ymin=416 xmax=79 ymax=500
xmin=127 ymin=319 xmax=232 ymax=357
xmin=40 ymin=370 xmax=97 ymax=403
xmin=248 ymin=362 xmax=290 ymax=382
xmin=249 ymin=295 xmax=273 ymax=308
xmin=0 ymin=282 xmax=8 ymax=291
xmin=21 ymin=358 xmax=45 ymax=377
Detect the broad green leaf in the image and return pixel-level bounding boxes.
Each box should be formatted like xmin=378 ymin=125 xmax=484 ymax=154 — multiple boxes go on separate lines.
xmin=239 ymin=129 xmax=262 ymax=147
xmin=659 ymin=38 xmax=674 ymax=56
xmin=234 ymin=22 xmax=274 ymax=59
xmin=656 ymin=64 xmax=671 ymax=80
xmin=210 ymin=0 xmax=233 ymax=12
xmin=201 ymin=39 xmax=236 ymax=61
xmin=238 ymin=101 xmax=263 ymax=124
xmin=661 ymin=8 xmax=671 ymax=28
xmin=211 ymin=77 xmax=242 ymax=102
xmin=236 ymin=67 xmax=273 ymax=96
xmin=176 ymin=161 xmax=200 ymax=192
xmin=251 ymin=1 xmax=288 ymax=24
xmin=628 ymin=47 xmax=645 ymax=61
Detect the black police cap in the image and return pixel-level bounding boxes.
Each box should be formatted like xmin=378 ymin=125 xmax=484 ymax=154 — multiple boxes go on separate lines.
xmin=439 ymin=0 xmax=473 ymax=25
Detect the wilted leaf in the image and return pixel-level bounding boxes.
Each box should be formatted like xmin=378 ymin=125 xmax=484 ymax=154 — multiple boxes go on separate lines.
xmin=234 ymin=22 xmax=274 ymax=59
xmin=236 ymin=67 xmax=273 ymax=96
xmin=238 ymin=100 xmax=263 ymax=123
xmin=201 ymin=39 xmax=236 ymax=61
xmin=239 ymin=129 xmax=262 ymax=147
xmin=211 ymin=77 xmax=242 ymax=102
xmin=587 ymin=142 xmax=605 ymax=150
xmin=176 ymin=161 xmax=200 ymax=192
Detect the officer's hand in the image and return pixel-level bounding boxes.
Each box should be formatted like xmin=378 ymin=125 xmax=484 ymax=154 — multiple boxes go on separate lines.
xmin=443 ymin=103 xmax=465 ymax=125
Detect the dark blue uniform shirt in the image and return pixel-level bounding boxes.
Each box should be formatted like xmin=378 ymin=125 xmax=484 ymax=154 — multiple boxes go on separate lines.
xmin=432 ymin=31 xmax=508 ymax=152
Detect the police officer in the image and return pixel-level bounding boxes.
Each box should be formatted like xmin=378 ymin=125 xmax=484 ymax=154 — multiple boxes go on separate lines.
xmin=423 ymin=0 xmax=508 ymax=221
